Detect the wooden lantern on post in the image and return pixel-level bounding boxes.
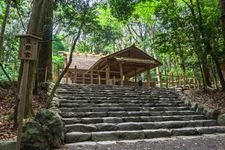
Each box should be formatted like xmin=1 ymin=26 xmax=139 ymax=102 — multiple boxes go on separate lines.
xmin=16 ymin=34 xmax=42 ymax=150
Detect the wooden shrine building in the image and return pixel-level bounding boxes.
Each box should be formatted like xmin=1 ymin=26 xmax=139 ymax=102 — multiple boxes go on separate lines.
xmin=62 ymin=45 xmax=161 ymax=87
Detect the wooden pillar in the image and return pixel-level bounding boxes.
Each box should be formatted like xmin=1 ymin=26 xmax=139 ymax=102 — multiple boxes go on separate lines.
xmin=74 ymin=66 xmax=77 ymax=83
xmin=98 ymin=72 xmax=101 ymax=85
xmin=159 ymin=72 xmax=162 ymax=88
xmin=113 ymin=76 xmax=116 ymax=85
xmin=119 ymin=63 xmax=124 ymax=86
xmin=106 ymin=66 xmax=110 ymax=85
xmin=90 ymin=70 xmax=93 ymax=84
xmin=147 ymin=70 xmax=151 ymax=88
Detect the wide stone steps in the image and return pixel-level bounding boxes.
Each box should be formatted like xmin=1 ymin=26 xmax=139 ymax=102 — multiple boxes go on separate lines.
xmin=62 ymin=115 xmax=207 ymax=124
xmin=55 ymin=84 xmax=225 ymax=146
xmin=60 ymin=106 xmax=190 ymax=112
xmin=58 ymin=97 xmax=180 ymax=102
xmin=60 ymin=110 xmax=197 ymax=118
xmin=65 ymin=120 xmax=217 ymax=133
xmin=60 ymin=103 xmax=187 ymax=108
xmin=65 ymin=126 xmax=225 ymax=143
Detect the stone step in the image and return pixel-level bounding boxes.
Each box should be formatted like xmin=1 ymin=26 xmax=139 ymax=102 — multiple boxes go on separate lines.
xmin=62 ymin=115 xmax=207 ymax=124
xmin=60 ymin=110 xmax=197 ymax=118
xmin=57 ymin=95 xmax=178 ymax=100
xmin=65 ymin=120 xmax=217 ymax=133
xmin=65 ymin=126 xmax=225 ymax=143
xmin=57 ymin=93 xmax=178 ymax=97
xmin=59 ymin=97 xmax=180 ymax=103
xmin=59 ymin=98 xmax=181 ymax=103
xmin=60 ymin=106 xmax=190 ymax=113
xmin=60 ymin=102 xmax=187 ymax=108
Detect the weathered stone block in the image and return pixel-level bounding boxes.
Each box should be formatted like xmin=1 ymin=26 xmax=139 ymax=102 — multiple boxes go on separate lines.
xmin=118 ymin=122 xmax=142 ymax=130
xmin=144 ymin=129 xmax=171 ymax=138
xmin=65 ymin=132 xmax=91 ymax=143
xmin=92 ymin=132 xmax=119 ymax=141
xmin=96 ymin=123 xmax=118 ymax=131
xmin=118 ymin=131 xmax=145 ymax=140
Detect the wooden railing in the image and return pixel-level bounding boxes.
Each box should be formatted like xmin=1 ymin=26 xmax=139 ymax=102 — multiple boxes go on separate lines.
xmin=59 ymin=69 xmax=200 ymax=89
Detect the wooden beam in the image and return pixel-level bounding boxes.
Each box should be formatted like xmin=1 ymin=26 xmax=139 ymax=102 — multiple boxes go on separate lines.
xmin=115 ymin=57 xmax=158 ymax=65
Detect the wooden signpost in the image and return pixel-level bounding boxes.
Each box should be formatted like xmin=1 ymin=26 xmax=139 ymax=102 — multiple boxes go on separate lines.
xmin=16 ymin=34 xmax=42 ymax=150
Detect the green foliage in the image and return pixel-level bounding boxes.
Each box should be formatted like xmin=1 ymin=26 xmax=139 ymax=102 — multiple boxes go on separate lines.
xmin=52 ymin=35 xmax=68 ymax=54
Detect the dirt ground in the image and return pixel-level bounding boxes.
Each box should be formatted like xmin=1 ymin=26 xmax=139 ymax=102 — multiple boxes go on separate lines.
xmin=0 ymin=86 xmax=47 ymax=141
xmin=184 ymin=89 xmax=225 ymax=113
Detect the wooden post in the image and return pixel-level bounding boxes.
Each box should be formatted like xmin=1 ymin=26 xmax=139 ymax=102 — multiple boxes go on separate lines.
xmin=16 ymin=60 xmax=29 ymax=150
xmin=147 ymin=70 xmax=151 ymax=88
xmin=106 ymin=66 xmax=110 ymax=85
xmin=98 ymin=72 xmax=101 ymax=85
xmin=74 ymin=66 xmax=77 ymax=83
xmin=113 ymin=76 xmax=116 ymax=85
xmin=17 ymin=34 xmax=41 ymax=150
xmin=159 ymin=72 xmax=162 ymax=88
xmin=90 ymin=70 xmax=93 ymax=84
xmin=119 ymin=63 xmax=124 ymax=86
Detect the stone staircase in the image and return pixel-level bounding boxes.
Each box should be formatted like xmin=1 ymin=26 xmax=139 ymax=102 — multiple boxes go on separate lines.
xmin=56 ymin=84 xmax=225 ymax=147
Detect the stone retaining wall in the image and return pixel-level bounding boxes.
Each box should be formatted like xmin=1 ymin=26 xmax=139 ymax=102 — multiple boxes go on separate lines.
xmin=176 ymin=88 xmax=225 ymax=126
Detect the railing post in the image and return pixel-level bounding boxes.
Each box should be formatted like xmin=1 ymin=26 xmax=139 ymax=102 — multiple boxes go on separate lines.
xmin=91 ymin=70 xmax=93 ymax=84
xmin=159 ymin=72 xmax=162 ymax=88
xmin=74 ymin=65 xmax=77 ymax=84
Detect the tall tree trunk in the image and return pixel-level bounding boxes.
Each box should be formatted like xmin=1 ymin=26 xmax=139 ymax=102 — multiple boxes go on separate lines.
xmin=212 ymin=56 xmax=225 ymax=90
xmin=18 ymin=0 xmax=49 ymax=118
xmin=0 ymin=0 xmax=10 ymax=62
xmin=38 ymin=0 xmax=53 ymax=83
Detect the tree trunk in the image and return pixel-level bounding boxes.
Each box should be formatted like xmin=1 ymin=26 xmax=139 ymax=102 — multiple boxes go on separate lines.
xmin=18 ymin=0 xmax=49 ymax=118
xmin=212 ymin=56 xmax=225 ymax=90
xmin=0 ymin=0 xmax=10 ymax=62
xmin=201 ymin=55 xmax=211 ymax=88
xmin=38 ymin=0 xmax=53 ymax=83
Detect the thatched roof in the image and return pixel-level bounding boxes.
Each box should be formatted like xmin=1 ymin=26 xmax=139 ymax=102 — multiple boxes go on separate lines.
xmin=62 ymin=52 xmax=103 ymax=70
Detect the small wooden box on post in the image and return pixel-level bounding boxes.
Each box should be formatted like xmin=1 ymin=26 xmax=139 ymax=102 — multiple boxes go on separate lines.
xmin=16 ymin=34 xmax=42 ymax=150
xmin=18 ymin=34 xmax=41 ymax=60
